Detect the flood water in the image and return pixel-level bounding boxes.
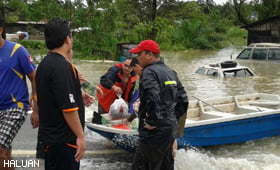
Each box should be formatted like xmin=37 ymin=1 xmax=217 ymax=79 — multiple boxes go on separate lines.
xmin=75 ymin=46 xmax=280 ymax=170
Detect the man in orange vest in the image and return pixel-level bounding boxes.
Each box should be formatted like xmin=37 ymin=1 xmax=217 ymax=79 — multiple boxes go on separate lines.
xmin=93 ymin=58 xmax=138 ymax=124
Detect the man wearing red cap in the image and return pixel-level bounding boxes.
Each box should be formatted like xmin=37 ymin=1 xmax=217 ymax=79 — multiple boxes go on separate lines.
xmin=129 ymin=40 xmax=189 ymax=170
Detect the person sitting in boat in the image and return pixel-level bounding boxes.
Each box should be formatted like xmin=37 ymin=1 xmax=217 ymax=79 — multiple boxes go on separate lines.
xmin=128 ymin=57 xmax=142 ymax=116
xmin=92 ymin=58 xmax=138 ymax=124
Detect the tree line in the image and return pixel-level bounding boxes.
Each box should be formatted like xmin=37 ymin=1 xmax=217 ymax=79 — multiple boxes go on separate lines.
xmin=0 ymin=0 xmax=279 ymax=59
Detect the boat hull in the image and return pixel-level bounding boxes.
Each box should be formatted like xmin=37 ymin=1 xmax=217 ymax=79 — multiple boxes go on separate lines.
xmin=87 ymin=113 xmax=280 ymax=152
xmin=177 ymin=113 xmax=280 ymax=147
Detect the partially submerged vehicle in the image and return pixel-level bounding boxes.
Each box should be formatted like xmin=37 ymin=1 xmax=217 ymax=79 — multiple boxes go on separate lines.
xmin=116 ymin=43 xmax=137 ymax=61
xmin=6 ymin=31 xmax=29 ymax=41
xmin=195 ymin=61 xmax=255 ymax=78
xmin=87 ymin=93 xmax=280 ymax=152
xmin=236 ymin=43 xmax=280 ymax=60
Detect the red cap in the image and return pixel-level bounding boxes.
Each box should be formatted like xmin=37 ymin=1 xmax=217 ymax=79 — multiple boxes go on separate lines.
xmin=129 ymin=40 xmax=160 ymax=54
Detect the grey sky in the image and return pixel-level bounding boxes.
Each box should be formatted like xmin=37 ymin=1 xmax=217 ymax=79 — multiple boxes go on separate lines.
xmin=183 ymin=0 xmax=230 ymax=5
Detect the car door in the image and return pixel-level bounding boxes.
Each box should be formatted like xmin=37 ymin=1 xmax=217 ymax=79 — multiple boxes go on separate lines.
xmin=251 ymin=48 xmax=268 ymax=60
xmin=268 ymin=48 xmax=280 ymax=60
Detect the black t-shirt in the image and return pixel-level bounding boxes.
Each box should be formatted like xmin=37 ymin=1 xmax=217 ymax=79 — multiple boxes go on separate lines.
xmin=36 ymin=52 xmax=84 ymax=145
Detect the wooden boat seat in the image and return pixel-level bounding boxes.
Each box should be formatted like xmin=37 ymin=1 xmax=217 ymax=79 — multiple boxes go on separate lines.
xmin=248 ymin=94 xmax=280 ymax=108
xmin=239 ymin=105 xmax=274 ymax=112
xmin=198 ymin=101 xmax=235 ymax=118
xmin=204 ymin=111 xmax=235 ymax=117
xmin=248 ymin=100 xmax=280 ymax=108
xmin=234 ymin=96 xmax=275 ymax=113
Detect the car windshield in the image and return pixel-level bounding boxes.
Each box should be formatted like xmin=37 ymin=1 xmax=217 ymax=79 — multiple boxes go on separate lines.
xmin=223 ymin=69 xmax=253 ymax=77
xmin=207 ymin=69 xmax=218 ymax=76
xmin=237 ymin=48 xmax=251 ymax=59
xmin=195 ymin=67 xmax=206 ymax=74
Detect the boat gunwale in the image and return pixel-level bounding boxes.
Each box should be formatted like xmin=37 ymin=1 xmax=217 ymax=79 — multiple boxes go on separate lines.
xmin=185 ymin=109 xmax=280 ymax=127
xmin=86 ymin=93 xmax=280 ymax=134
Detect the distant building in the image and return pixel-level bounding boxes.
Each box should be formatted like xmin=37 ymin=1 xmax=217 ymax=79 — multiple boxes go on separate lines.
xmin=242 ymin=16 xmax=280 ymax=45
xmin=6 ymin=21 xmax=46 ymax=32
xmin=5 ymin=21 xmax=46 ymax=40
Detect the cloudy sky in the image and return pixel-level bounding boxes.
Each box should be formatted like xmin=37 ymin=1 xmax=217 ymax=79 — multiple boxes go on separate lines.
xmin=211 ymin=0 xmax=229 ymax=4
xmin=183 ymin=0 xmax=230 ymax=5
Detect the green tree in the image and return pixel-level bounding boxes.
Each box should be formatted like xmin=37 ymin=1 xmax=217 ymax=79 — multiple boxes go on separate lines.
xmin=255 ymin=0 xmax=280 ymax=20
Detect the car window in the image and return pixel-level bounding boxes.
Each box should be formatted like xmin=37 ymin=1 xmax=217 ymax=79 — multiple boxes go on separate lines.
xmin=195 ymin=67 xmax=205 ymax=74
xmin=223 ymin=69 xmax=253 ymax=77
xmin=252 ymin=49 xmax=267 ymax=60
xmin=237 ymin=49 xmax=251 ymax=59
xmin=207 ymin=69 xmax=218 ymax=76
xmin=268 ymin=49 xmax=280 ymax=60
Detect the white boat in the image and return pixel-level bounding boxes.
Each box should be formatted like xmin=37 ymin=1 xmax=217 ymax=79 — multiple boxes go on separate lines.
xmin=87 ymin=93 xmax=280 ymax=152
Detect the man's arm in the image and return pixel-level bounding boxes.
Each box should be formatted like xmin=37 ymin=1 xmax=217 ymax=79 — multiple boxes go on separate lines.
xmin=141 ymin=69 xmax=161 ymax=129
xmin=100 ymin=66 xmax=123 ymax=95
xmin=174 ymin=73 xmax=189 ymax=119
xmin=27 ymin=71 xmax=36 ymax=100
xmin=100 ymin=66 xmax=119 ymax=89
xmin=28 ymin=71 xmax=40 ymax=128
xmin=51 ymin=62 xmax=86 ymax=161
xmin=63 ymin=110 xmax=85 ymax=162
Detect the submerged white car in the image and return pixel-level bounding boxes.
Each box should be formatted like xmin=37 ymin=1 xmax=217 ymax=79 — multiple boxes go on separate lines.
xmin=236 ymin=43 xmax=280 ymax=60
xmin=195 ymin=61 xmax=255 ymax=78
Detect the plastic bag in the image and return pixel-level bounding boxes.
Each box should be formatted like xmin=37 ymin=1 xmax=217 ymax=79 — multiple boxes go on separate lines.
xmin=109 ymin=97 xmax=129 ymax=120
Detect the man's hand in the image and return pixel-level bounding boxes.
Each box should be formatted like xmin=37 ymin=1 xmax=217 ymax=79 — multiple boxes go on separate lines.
xmin=144 ymin=122 xmax=156 ymax=130
xmin=122 ymin=118 xmax=129 ymax=125
xmin=63 ymin=111 xmax=85 ymax=162
xmin=30 ymin=111 xmax=39 ymax=128
xmin=82 ymin=92 xmax=94 ymax=107
xmin=30 ymin=96 xmax=39 ymax=128
xmin=112 ymin=85 xmax=123 ymax=96
xmin=96 ymin=86 xmax=103 ymax=96
xmin=75 ymin=136 xmax=86 ymax=162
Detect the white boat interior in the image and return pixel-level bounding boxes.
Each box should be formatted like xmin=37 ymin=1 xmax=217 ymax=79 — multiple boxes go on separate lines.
xmin=87 ymin=93 xmax=280 ymax=134
xmin=185 ymin=93 xmax=280 ymax=127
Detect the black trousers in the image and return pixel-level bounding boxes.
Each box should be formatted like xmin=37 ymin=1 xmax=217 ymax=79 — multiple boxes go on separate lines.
xmin=45 ymin=144 xmax=79 ymax=170
xmin=132 ymin=139 xmax=174 ymax=170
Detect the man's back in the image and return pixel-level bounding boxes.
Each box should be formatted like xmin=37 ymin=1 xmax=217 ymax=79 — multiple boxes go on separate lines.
xmin=138 ymin=61 xmax=187 ymax=144
xmin=0 ymin=40 xmax=35 ymax=110
xmin=140 ymin=61 xmax=178 ymax=121
xmin=36 ymin=52 xmax=84 ymax=145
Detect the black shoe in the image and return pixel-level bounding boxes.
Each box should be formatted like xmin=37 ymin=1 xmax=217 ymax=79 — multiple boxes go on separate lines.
xmin=92 ymin=111 xmax=102 ymax=124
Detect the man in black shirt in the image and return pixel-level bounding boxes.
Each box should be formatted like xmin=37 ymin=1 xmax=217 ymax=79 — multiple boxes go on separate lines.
xmin=35 ymin=18 xmax=86 ymax=170
xmin=129 ymin=40 xmax=189 ymax=170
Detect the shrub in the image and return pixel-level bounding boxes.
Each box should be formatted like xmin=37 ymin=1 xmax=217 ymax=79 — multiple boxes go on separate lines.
xmin=19 ymin=40 xmax=45 ymax=50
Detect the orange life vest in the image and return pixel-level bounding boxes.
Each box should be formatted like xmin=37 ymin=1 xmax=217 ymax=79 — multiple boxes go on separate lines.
xmin=97 ymin=64 xmax=138 ymax=113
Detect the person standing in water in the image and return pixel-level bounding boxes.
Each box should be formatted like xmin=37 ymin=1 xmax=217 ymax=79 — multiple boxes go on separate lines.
xmin=129 ymin=40 xmax=189 ymax=170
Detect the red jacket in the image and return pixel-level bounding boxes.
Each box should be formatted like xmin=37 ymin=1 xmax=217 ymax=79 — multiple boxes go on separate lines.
xmin=97 ymin=63 xmax=138 ymax=113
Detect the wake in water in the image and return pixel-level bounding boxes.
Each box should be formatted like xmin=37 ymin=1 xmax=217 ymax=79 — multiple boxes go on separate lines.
xmin=175 ymin=140 xmax=280 ymax=170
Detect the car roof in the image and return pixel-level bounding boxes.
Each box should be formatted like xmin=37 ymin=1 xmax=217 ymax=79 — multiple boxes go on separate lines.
xmin=248 ymin=43 xmax=280 ymax=48
xmin=201 ymin=65 xmax=250 ymax=71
